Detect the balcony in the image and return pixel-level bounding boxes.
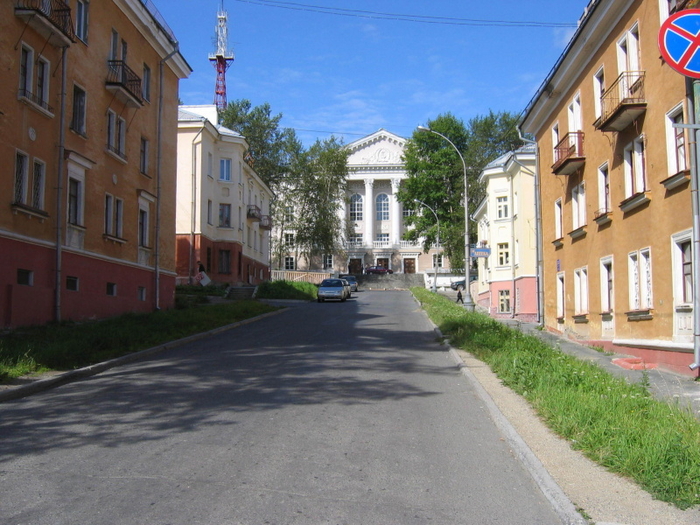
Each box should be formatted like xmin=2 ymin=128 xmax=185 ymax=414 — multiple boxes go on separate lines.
xmin=259 ymin=214 xmax=273 ymax=230
xmin=595 ymin=71 xmax=646 ymax=132
xmin=15 ymin=0 xmax=76 ymax=47
xmin=106 ymin=60 xmax=143 ymax=108
xmin=552 ymin=131 xmax=585 ymax=175
xmin=246 ymin=204 xmax=262 ymax=221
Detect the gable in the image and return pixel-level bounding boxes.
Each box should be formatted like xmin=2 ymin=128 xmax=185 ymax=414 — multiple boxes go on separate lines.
xmin=346 ymin=130 xmax=406 ymax=167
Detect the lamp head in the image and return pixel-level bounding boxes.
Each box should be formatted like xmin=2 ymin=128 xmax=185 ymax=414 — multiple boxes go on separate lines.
xmin=417 ymin=125 xmax=430 ymax=132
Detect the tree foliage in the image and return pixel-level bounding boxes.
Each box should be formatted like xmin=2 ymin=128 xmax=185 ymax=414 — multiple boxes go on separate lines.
xmin=398 ymin=111 xmax=523 ymax=270
xmin=219 ymin=99 xmax=302 ymax=187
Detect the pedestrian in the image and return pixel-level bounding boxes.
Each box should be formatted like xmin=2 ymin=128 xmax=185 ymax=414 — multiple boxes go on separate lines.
xmin=197 ymin=261 xmax=205 ymax=273
xmin=456 ymin=289 xmax=463 ymax=304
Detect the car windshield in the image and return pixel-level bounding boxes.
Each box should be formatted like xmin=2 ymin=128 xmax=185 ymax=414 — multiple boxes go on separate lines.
xmin=320 ymin=279 xmax=342 ymax=287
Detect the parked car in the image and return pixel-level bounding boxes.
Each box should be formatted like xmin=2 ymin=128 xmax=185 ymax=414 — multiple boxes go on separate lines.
xmin=339 ymin=275 xmax=359 ymax=292
xmin=339 ymin=278 xmax=352 ymax=299
xmin=365 ymin=266 xmax=393 ymax=275
xmin=317 ymin=279 xmax=348 ymax=302
xmin=450 ymin=275 xmax=478 ymax=291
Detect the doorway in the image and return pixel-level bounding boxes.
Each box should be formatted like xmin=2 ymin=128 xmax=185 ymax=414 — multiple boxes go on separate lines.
xmin=404 ymin=258 xmax=416 ymax=274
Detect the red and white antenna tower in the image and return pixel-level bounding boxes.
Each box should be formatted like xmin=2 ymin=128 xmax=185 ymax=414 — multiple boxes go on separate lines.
xmin=209 ymin=0 xmax=235 ymax=114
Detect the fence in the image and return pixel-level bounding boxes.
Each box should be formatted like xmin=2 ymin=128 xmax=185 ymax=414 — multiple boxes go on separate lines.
xmin=270 ymin=270 xmax=332 ymax=284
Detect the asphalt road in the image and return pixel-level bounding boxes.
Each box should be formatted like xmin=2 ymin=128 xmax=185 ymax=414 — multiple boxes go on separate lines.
xmin=0 ymin=291 xmax=564 ymax=524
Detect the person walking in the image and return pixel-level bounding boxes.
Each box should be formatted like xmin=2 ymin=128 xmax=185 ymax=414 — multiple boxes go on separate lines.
xmin=456 ymin=289 xmax=463 ymax=304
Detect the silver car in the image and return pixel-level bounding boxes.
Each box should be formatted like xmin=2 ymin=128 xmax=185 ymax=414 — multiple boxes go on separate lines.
xmin=317 ymin=279 xmax=347 ymax=302
xmin=339 ymin=275 xmax=358 ymax=292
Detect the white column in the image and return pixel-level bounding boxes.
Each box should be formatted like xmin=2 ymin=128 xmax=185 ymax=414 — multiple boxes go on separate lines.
xmin=364 ymin=178 xmax=374 ymax=248
xmin=391 ymin=178 xmax=401 ymax=245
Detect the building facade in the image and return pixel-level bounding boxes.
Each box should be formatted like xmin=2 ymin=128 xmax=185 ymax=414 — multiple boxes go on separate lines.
xmin=176 ymin=106 xmax=273 ymax=287
xmin=276 ymin=130 xmax=442 ymax=282
xmin=520 ymin=0 xmax=699 ymax=375
xmin=1 ymin=0 xmax=191 ymax=328
xmin=473 ymin=145 xmax=538 ymax=321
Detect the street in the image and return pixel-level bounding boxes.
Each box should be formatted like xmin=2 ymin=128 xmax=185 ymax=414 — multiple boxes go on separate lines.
xmin=1 ymin=291 xmax=563 ymax=524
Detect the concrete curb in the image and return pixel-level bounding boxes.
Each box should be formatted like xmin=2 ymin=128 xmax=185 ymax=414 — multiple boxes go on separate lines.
xmin=0 ymin=308 xmax=286 ymax=403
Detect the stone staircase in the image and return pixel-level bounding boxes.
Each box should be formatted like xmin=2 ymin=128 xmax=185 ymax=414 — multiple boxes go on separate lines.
xmin=226 ymin=286 xmax=257 ymax=300
xmin=356 ymin=273 xmax=425 ymax=290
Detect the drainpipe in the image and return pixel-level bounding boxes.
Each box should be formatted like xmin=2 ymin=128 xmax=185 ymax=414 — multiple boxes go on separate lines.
xmin=510 ymin=162 xmax=516 ymax=318
xmin=155 ymin=45 xmax=179 ymax=309
xmin=517 ymin=128 xmax=544 ymax=326
xmin=54 ymin=45 xmax=68 ymax=322
xmin=189 ymin=121 xmax=206 ymax=284
xmin=686 ymin=77 xmax=700 ymax=373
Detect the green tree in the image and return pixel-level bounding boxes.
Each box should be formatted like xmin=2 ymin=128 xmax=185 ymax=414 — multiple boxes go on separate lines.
xmin=290 ymin=137 xmax=350 ymax=266
xmin=398 ymin=111 xmax=522 ymax=270
xmin=218 ymin=99 xmax=302 ymax=187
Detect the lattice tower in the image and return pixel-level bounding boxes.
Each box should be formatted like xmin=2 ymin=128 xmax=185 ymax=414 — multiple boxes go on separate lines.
xmin=209 ymin=0 xmax=235 ymax=114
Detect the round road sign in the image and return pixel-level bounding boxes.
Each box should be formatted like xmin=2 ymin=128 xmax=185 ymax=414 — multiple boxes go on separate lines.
xmin=659 ymin=9 xmax=700 ymax=78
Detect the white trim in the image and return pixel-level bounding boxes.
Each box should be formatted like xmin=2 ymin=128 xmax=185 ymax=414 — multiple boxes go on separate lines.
xmin=612 ymin=339 xmax=692 ymax=352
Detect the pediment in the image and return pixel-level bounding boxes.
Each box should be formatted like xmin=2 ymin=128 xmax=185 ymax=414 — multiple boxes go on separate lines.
xmin=346 ymin=129 xmax=406 ymax=167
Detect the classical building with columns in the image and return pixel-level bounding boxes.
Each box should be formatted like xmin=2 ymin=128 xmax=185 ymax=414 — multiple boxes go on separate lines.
xmin=277 ymin=129 xmax=441 ymax=278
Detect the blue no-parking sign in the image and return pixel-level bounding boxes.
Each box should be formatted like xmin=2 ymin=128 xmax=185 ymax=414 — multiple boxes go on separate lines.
xmin=659 ymin=9 xmax=700 ymax=78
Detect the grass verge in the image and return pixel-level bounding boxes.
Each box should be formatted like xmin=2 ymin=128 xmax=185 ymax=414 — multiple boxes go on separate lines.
xmin=255 ymin=280 xmax=317 ymax=300
xmin=412 ymin=287 xmax=700 ymax=510
xmin=0 ymin=300 xmax=277 ymax=382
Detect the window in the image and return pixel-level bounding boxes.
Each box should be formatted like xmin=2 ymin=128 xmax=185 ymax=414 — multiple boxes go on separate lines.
xmin=285 ymin=233 xmax=294 ymax=247
xmin=138 ymin=286 xmax=146 ymax=301
xmin=618 ymin=24 xmax=640 ymax=74
xmin=551 ymin=123 xmax=559 ymax=157
xmin=35 ymin=57 xmax=49 ymax=109
xmin=104 ymin=194 xmax=123 ymax=238
xmin=18 ymin=45 xmax=50 ymax=112
xmin=207 ymin=200 xmax=213 ymax=225
xmin=323 ymin=254 xmax=333 ymax=269
xmin=554 ymin=199 xmax=563 ymax=240
xmin=574 ymin=267 xmax=589 ymax=315
xmin=497 ymin=243 xmax=510 ymax=266
xmin=19 ymin=45 xmax=33 ymax=97
xmin=110 ymin=29 xmax=119 ymax=60
xmin=681 ymin=241 xmax=693 ymax=304
xmin=593 ymin=67 xmax=605 ymax=119
xmin=71 ymin=86 xmax=86 ymax=135
xmin=218 ymin=250 xmax=231 ymax=274
xmin=673 ymin=233 xmax=693 ymax=305
xmin=107 ymin=110 xmax=126 ymax=158
xmin=142 ymin=64 xmax=151 ymax=102
xmin=556 ymin=272 xmax=565 ymax=319
xmin=432 ymin=253 xmax=444 ymax=268
xmin=17 ymin=269 xmax=33 ymax=286
xmin=496 ymin=196 xmax=509 ymax=219
xmin=376 ymin=194 xmax=389 ymax=221
xmin=219 ymin=203 xmax=231 ymax=227
xmin=350 ymin=194 xmax=363 ymax=221
xmin=14 ymin=152 xmax=28 ymax=205
xmin=66 ymin=276 xmax=79 ymax=291
xmin=628 ymin=248 xmax=652 ymax=311
xmin=138 ymin=208 xmax=149 ymax=247
xmin=220 ymin=158 xmax=232 ymax=181
xmin=376 ymin=233 xmax=389 ymax=245
xmin=667 ymin=104 xmax=687 ymax=175
xmin=600 ymin=258 xmax=614 ymax=313
xmin=403 ymin=207 xmax=415 ymax=218
xmin=68 ymin=177 xmax=82 ymax=225
xmin=106 ymin=282 xmax=117 ymax=296
xmin=349 ymin=233 xmax=363 ymax=245
xmin=498 ymin=290 xmax=511 ymax=313
xmin=623 ymin=136 xmax=646 ymax=198
xmin=597 ymin=163 xmax=610 ymax=215
xmin=572 ymin=182 xmax=586 ymax=230
xmin=140 ymin=137 xmax=149 ymax=174
xmin=75 ymin=0 xmax=89 ymax=42
xmin=284 ymin=256 xmax=295 ymax=270
xmin=284 ymin=205 xmax=294 ymax=223
xmin=568 ymin=93 xmax=582 ymax=132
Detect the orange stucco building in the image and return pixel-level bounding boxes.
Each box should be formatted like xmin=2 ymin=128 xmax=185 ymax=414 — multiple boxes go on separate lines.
xmin=1 ymin=0 xmax=191 ymax=327
xmin=521 ymin=0 xmax=700 ymax=376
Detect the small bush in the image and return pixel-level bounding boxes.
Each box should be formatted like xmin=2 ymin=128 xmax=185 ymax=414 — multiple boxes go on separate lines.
xmin=255 ymin=280 xmax=317 ymax=300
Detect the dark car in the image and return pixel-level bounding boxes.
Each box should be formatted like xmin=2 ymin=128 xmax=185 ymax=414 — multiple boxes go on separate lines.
xmin=450 ymin=275 xmax=478 ymax=291
xmin=365 ymin=266 xmax=393 ymax=275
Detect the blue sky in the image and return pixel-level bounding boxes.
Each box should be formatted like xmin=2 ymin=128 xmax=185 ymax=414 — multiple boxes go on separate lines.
xmin=159 ymin=0 xmax=589 ymax=146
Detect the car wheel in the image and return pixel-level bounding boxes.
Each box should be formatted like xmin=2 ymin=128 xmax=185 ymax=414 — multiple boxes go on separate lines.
xmin=318 ymin=297 xmax=323 ymax=302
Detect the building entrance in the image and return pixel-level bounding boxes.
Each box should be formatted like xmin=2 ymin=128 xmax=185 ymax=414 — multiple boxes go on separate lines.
xmin=348 ymin=258 xmax=364 ymax=274
xmin=404 ymin=258 xmax=416 ymax=274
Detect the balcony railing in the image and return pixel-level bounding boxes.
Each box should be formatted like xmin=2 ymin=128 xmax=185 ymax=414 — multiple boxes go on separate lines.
xmin=259 ymin=214 xmax=273 ymax=230
xmin=246 ymin=204 xmax=262 ymax=221
xmin=595 ymin=71 xmax=646 ymax=132
xmin=106 ymin=60 xmax=143 ymax=107
xmin=552 ymin=131 xmax=585 ymax=175
xmin=15 ymin=0 xmax=75 ymax=46
xmin=18 ymin=88 xmax=54 ymax=114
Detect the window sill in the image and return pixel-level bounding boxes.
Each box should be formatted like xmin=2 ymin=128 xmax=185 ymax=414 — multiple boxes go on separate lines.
xmin=573 ymin=313 xmax=589 ymax=323
xmin=552 ymin=237 xmax=564 ymax=248
xmin=556 ymin=316 xmax=565 ymax=324
xmin=594 ymin=210 xmax=612 ymax=225
xmin=69 ymin=127 xmax=87 ymax=139
xmin=625 ymin=309 xmax=653 ymax=321
xmin=12 ymin=203 xmax=49 ymax=222
xmin=568 ymin=226 xmax=587 ymax=240
xmin=661 ymin=170 xmax=690 ymax=190
xmin=140 ymin=171 xmax=152 ymax=179
xmin=106 ymin=148 xmax=128 ymax=164
xmin=67 ymin=222 xmax=86 ymax=231
xmin=103 ymin=234 xmax=127 ymax=244
xmin=18 ymin=94 xmax=54 ymax=118
xmin=619 ymin=192 xmax=650 ymax=213
xmin=675 ymin=305 xmax=693 ymax=313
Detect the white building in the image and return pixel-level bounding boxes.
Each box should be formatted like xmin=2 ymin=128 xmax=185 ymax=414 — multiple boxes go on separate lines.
xmin=473 ymin=145 xmax=538 ymax=321
xmin=176 ymin=105 xmax=273 ymax=286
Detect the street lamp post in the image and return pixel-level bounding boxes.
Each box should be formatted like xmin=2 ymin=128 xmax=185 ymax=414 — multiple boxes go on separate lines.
xmin=414 ymin=199 xmax=440 ymax=293
xmin=417 ymin=126 xmax=475 ymax=311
